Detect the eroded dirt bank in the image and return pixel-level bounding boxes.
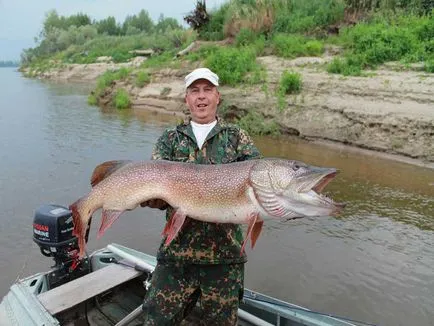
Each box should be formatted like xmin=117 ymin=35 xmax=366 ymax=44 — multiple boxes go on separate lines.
xmin=24 ymin=56 xmax=434 ymax=165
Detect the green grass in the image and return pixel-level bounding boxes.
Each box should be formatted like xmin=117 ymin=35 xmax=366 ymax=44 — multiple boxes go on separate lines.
xmin=278 ymin=70 xmax=303 ymax=94
xmin=327 ymin=56 xmax=364 ymax=76
xmin=334 ymin=13 xmax=434 ymax=73
xmin=87 ymin=94 xmax=98 ymax=106
xmin=135 ymin=70 xmax=151 ymax=87
xmin=205 ymin=47 xmax=262 ymax=85
xmin=236 ymin=111 xmax=281 ymax=136
xmin=114 ymin=88 xmax=131 ymax=109
xmin=276 ymin=70 xmax=303 ymax=110
xmin=271 ymin=34 xmax=325 ymax=58
xmin=140 ymin=51 xmax=178 ymax=69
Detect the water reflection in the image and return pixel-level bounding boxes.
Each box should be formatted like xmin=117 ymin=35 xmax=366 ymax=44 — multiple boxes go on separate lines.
xmin=254 ymin=137 xmax=434 ymax=231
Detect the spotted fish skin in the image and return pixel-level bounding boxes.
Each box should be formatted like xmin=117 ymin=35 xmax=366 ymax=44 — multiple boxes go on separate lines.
xmin=70 ymin=159 xmax=344 ymax=257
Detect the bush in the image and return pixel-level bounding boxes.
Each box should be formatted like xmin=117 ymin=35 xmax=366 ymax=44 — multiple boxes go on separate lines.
xmin=114 ymin=88 xmax=131 ymax=109
xmin=327 ymin=56 xmax=363 ymax=76
xmin=186 ymin=44 xmax=220 ymax=62
xmin=272 ymin=0 xmax=345 ymax=33
xmin=135 ymin=70 xmax=151 ymax=87
xmin=425 ymin=59 xmax=434 ymax=72
xmin=339 ymin=15 xmax=432 ymax=68
xmin=271 ymin=34 xmax=325 ymax=58
xmin=197 ymin=3 xmax=229 ymax=41
xmin=206 ymin=47 xmax=260 ymax=85
xmin=279 ymin=71 xmax=302 ymax=94
xmin=235 ymin=28 xmax=260 ymax=47
xmin=140 ymin=51 xmax=177 ymax=69
xmin=236 ymin=111 xmax=280 ymax=136
xmin=87 ymin=94 xmax=98 ymax=106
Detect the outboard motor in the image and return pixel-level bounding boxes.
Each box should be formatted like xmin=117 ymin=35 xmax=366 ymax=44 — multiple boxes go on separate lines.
xmin=33 ymin=204 xmax=90 ymax=288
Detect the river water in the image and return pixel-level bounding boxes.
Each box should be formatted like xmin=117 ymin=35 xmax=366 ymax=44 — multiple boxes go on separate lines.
xmin=0 ymin=68 xmax=433 ymax=326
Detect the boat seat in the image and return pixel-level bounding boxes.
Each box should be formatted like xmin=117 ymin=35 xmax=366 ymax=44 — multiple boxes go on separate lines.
xmin=37 ymin=262 xmax=143 ymax=315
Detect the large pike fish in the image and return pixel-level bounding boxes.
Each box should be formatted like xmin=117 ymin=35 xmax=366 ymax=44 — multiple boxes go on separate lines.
xmin=70 ymin=158 xmax=345 ymax=257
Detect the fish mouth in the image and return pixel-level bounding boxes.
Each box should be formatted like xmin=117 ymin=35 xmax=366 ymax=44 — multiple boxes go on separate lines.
xmin=312 ymin=170 xmax=337 ymax=193
xmin=305 ymin=169 xmax=346 ymax=213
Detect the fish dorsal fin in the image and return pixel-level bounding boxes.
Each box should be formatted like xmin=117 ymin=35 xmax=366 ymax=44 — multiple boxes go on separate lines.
xmin=90 ymin=160 xmax=132 ymax=187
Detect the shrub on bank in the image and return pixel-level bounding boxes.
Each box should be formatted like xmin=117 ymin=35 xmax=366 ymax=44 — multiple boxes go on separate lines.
xmin=336 ymin=13 xmax=434 ymax=72
xmin=327 ymin=56 xmax=364 ymax=76
xmin=135 ymin=70 xmax=151 ymax=87
xmin=272 ymin=0 xmax=345 ymax=33
xmin=236 ymin=111 xmax=281 ymax=137
xmin=114 ymin=88 xmax=131 ymax=109
xmin=205 ymin=47 xmax=262 ymax=85
xmin=279 ymin=71 xmax=302 ymax=94
xmin=271 ymin=34 xmax=325 ymax=58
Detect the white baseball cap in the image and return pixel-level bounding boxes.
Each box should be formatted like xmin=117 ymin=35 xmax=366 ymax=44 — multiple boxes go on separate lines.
xmin=184 ymin=68 xmax=219 ymax=89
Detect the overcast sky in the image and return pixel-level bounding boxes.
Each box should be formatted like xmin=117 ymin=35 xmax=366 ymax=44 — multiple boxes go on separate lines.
xmin=0 ymin=0 xmax=227 ymax=61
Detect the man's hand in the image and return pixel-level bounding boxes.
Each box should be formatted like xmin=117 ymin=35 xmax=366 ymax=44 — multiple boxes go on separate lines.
xmin=140 ymin=199 xmax=169 ymax=210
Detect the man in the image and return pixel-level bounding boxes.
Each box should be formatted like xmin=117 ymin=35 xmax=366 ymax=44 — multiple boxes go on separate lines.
xmin=142 ymin=67 xmax=261 ymax=325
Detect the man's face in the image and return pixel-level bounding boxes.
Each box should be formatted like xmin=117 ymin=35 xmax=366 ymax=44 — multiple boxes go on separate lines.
xmin=185 ymin=79 xmax=220 ymax=124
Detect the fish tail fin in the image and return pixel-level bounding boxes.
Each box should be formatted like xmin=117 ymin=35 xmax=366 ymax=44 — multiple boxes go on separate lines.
xmin=90 ymin=160 xmax=132 ymax=187
xmin=70 ymin=197 xmax=91 ymax=258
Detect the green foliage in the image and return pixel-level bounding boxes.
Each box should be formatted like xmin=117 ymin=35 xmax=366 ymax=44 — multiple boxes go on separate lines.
xmin=135 ymin=70 xmax=151 ymax=87
xmin=425 ymin=59 xmax=434 ymax=72
xmin=122 ymin=10 xmax=154 ymax=35
xmin=114 ymin=88 xmax=131 ymax=109
xmin=278 ymin=71 xmax=302 ymax=94
xmin=235 ymin=28 xmax=260 ymax=47
xmin=236 ymin=111 xmax=281 ymax=136
xmin=87 ymin=94 xmax=98 ymax=106
xmin=186 ymin=44 xmax=220 ymax=62
xmin=197 ymin=3 xmax=230 ymax=41
xmin=276 ymin=70 xmax=302 ymax=111
xmin=93 ymin=68 xmax=131 ymax=96
xmin=96 ymin=17 xmax=122 ymax=36
xmin=155 ymin=14 xmax=183 ymax=33
xmin=272 ymin=34 xmax=325 ymax=58
xmin=273 ymin=0 xmax=345 ymax=33
xmin=327 ymin=56 xmax=364 ymax=75
xmin=205 ymin=47 xmax=261 ymax=85
xmin=344 ymin=0 xmax=433 ymax=13
xmin=140 ymin=52 xmax=176 ymax=69
xmin=42 ymin=10 xmax=92 ymax=37
xmin=339 ymin=14 xmax=433 ymax=69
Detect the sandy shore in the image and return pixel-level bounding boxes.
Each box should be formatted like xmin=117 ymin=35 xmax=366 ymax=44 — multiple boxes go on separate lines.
xmin=22 ymin=56 xmax=434 ymax=167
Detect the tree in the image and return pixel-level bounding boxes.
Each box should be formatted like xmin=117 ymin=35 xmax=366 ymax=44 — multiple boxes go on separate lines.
xmin=122 ymin=9 xmax=154 ymax=34
xmin=184 ymin=0 xmax=209 ymax=30
xmin=66 ymin=13 xmax=92 ymax=28
xmin=155 ymin=14 xmax=183 ymax=32
xmin=96 ymin=16 xmax=122 ymax=35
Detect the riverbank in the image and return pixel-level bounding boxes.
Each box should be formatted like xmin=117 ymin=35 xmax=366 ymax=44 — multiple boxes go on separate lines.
xmin=21 ymin=56 xmax=434 ymax=167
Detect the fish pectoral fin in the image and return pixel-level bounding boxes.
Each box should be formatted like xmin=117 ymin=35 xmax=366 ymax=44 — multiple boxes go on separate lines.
xmin=161 ymin=211 xmax=175 ymax=237
xmin=241 ymin=213 xmax=260 ymax=255
xmin=97 ymin=209 xmax=124 ymax=239
xmin=250 ymin=219 xmax=263 ymax=249
xmin=163 ymin=210 xmax=187 ymax=247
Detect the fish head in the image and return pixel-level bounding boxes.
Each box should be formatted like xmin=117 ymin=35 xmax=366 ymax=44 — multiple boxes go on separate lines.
xmin=250 ymin=159 xmax=345 ymax=219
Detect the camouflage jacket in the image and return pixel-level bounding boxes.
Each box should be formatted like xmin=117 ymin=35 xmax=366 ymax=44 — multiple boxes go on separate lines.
xmin=151 ymin=117 xmax=261 ymax=264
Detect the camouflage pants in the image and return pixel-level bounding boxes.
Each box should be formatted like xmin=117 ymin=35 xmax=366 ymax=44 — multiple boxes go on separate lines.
xmin=142 ymin=261 xmax=244 ymax=326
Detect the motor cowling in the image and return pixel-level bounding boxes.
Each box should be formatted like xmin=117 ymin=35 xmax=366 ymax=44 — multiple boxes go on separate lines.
xmin=33 ymin=204 xmax=90 ymax=289
xmin=33 ymin=204 xmax=78 ymax=257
